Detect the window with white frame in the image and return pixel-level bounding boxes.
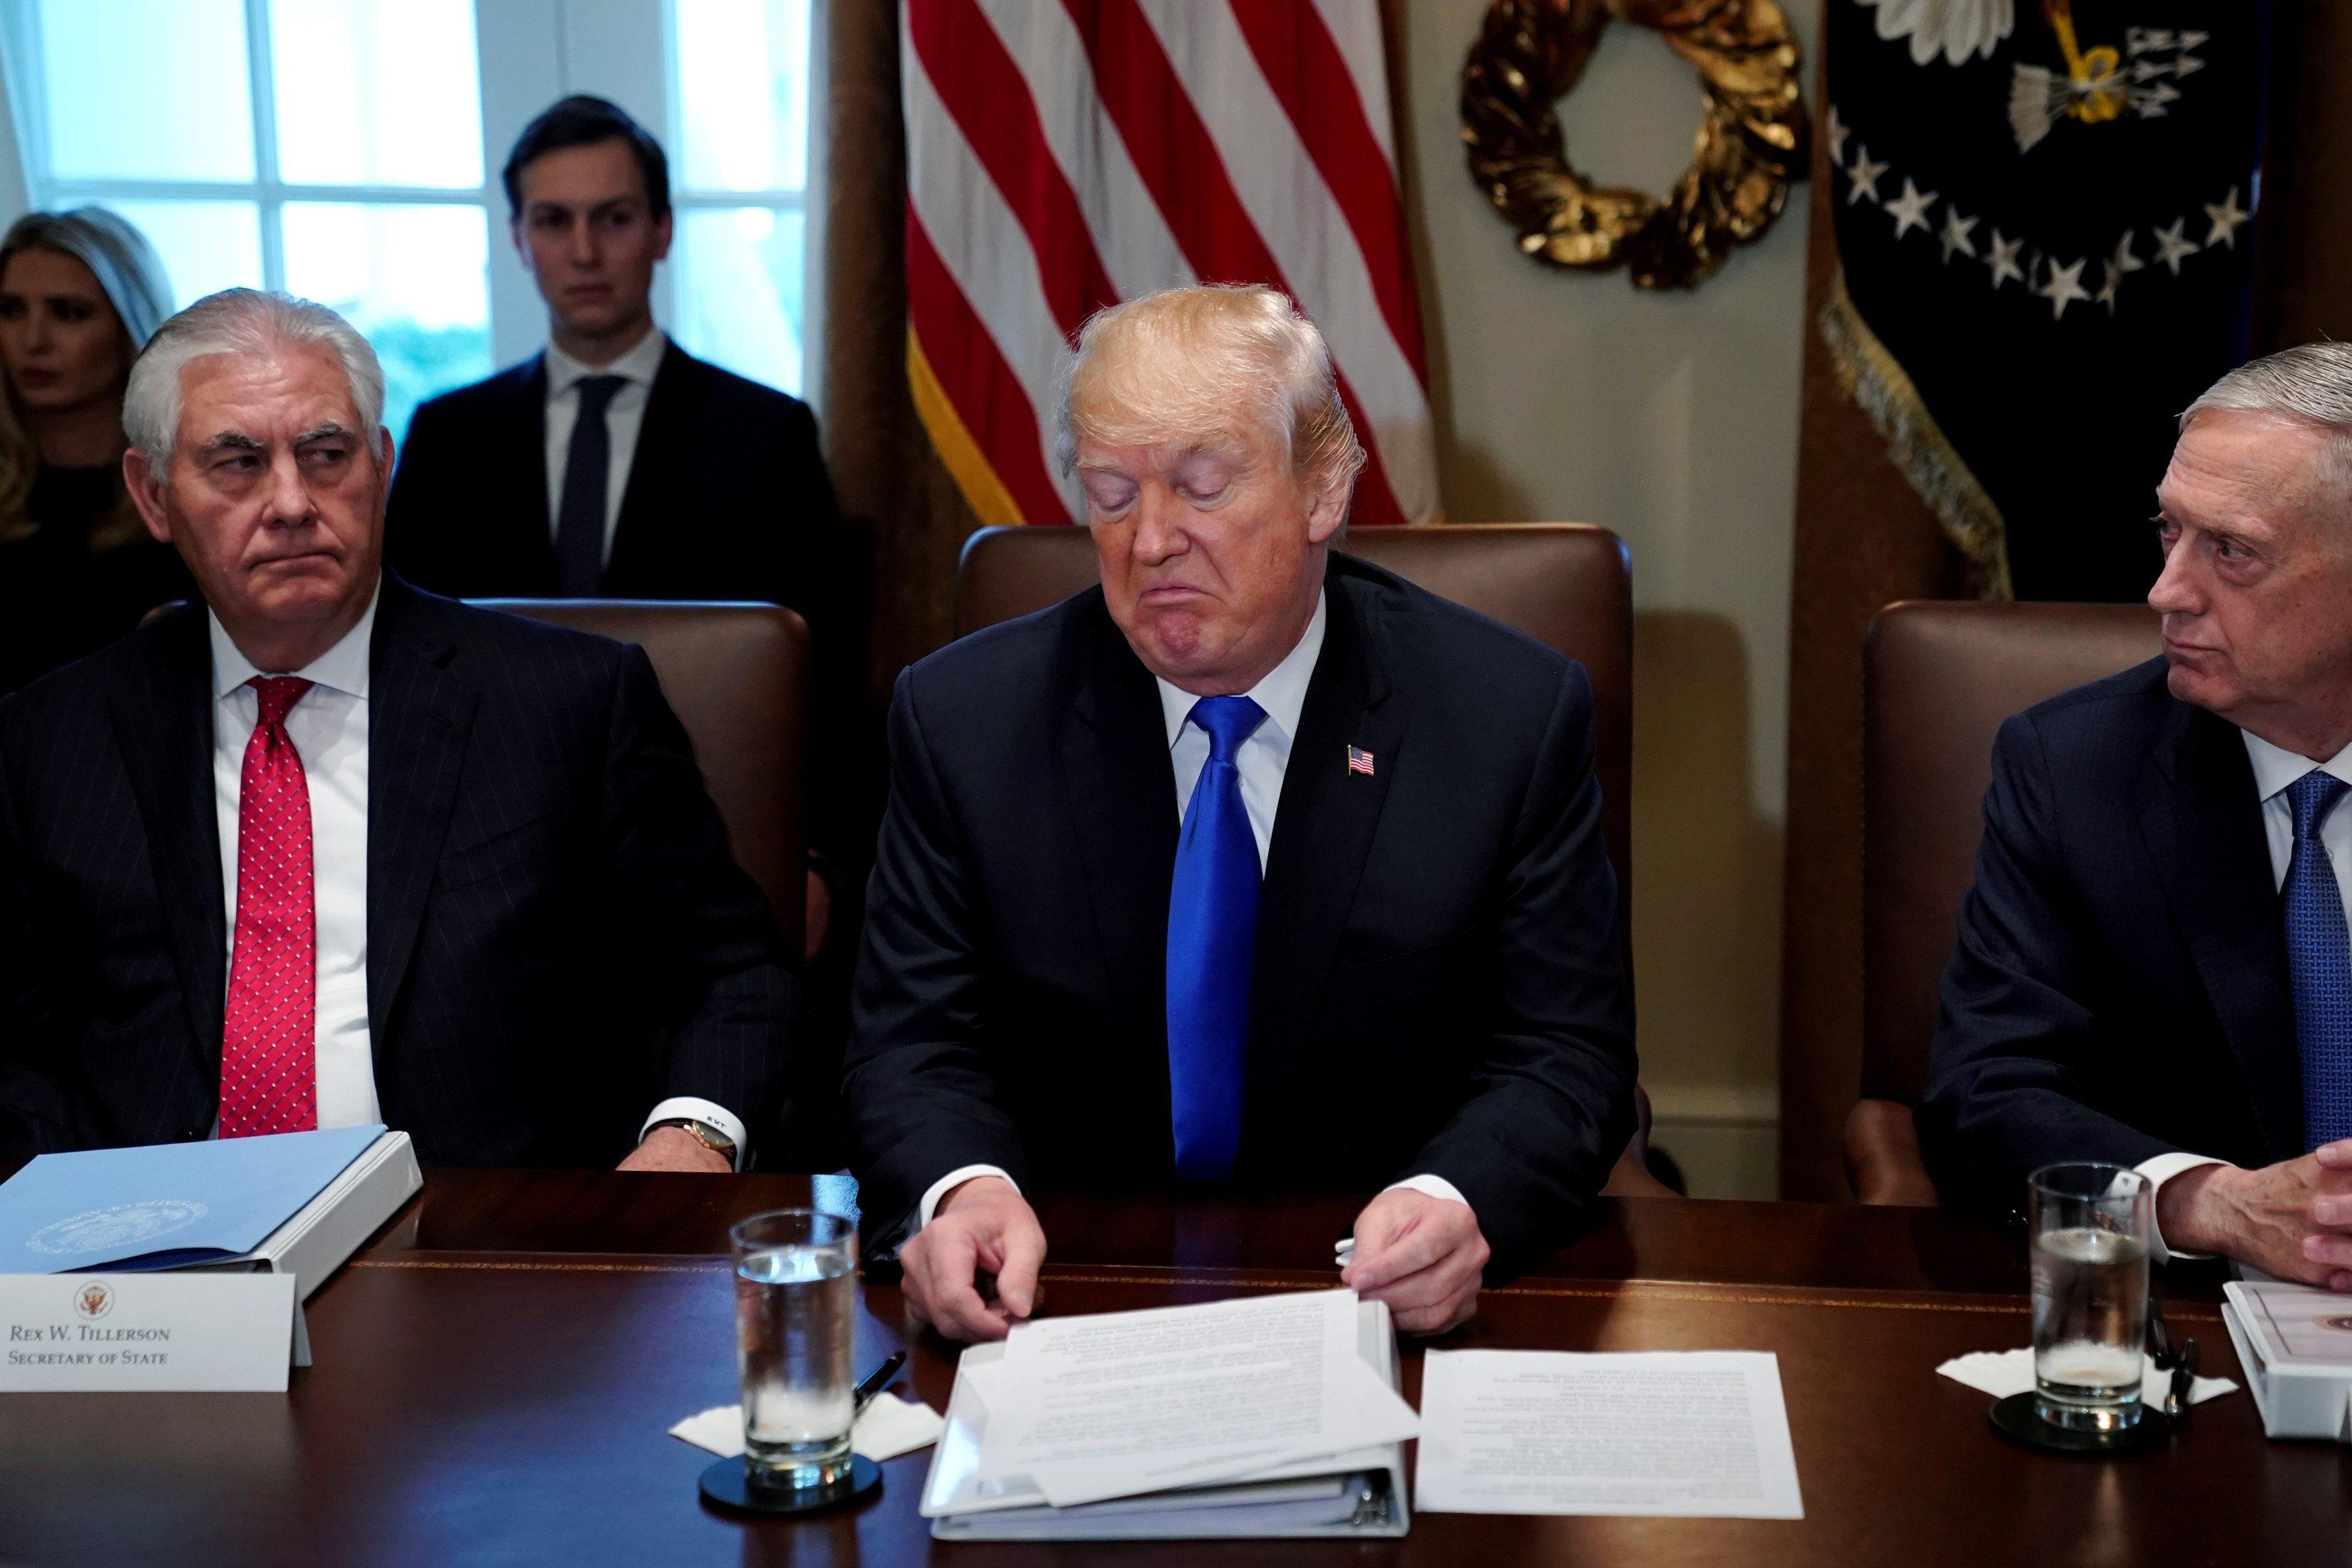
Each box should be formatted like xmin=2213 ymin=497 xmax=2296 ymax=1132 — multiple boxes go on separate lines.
xmin=0 ymin=0 xmax=822 ymax=441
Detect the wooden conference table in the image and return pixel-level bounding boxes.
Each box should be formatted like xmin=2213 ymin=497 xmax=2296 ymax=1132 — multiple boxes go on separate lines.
xmin=3 ymin=1171 xmax=2345 ymax=1566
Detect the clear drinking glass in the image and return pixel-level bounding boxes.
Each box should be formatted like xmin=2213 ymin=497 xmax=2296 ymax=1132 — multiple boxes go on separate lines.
xmin=2028 ymin=1163 xmax=2152 ymax=1432
xmin=731 ymin=1209 xmax=858 ymax=1493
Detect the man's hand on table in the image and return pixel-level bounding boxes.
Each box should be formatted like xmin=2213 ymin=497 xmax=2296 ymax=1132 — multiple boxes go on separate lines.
xmin=2158 ymin=1139 xmax=2352 ymax=1289
xmin=900 ymin=1176 xmax=1047 ymax=1342
xmin=1340 ymin=1186 xmax=1490 ymax=1336
xmin=616 ymin=1125 xmax=734 ymax=1174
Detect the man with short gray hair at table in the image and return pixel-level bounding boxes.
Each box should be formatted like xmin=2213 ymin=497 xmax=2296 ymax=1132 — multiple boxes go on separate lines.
xmin=1923 ymin=342 xmax=2352 ymax=1289
xmin=844 ymin=284 xmax=1636 ymax=1342
xmin=0 ymin=288 xmax=796 ymax=1172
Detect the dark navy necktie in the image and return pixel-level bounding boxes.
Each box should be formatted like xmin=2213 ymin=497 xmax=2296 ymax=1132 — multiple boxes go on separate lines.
xmin=1166 ymin=695 xmax=1266 ymax=1181
xmin=555 ymin=374 xmax=626 ymax=597
xmin=2285 ymin=770 xmax=2352 ymax=1149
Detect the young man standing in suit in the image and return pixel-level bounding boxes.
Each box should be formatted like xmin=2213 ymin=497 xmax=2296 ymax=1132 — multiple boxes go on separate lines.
xmin=1923 ymin=343 xmax=2352 ymax=1289
xmin=385 ymin=95 xmax=864 ymax=972
xmin=0 ymin=289 xmax=796 ymax=1172
xmin=845 ymin=286 xmax=1637 ymax=1340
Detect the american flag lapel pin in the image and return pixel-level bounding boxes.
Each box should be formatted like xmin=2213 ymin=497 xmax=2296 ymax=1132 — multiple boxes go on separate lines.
xmin=1347 ymin=744 xmax=1376 ymax=777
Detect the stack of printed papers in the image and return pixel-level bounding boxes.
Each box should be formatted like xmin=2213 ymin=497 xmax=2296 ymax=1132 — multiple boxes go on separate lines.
xmin=921 ymin=1289 xmax=1417 ymax=1540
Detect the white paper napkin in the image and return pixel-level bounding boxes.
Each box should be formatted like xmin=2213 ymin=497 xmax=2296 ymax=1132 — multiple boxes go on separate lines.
xmin=1936 ymin=1347 xmax=2237 ymax=1406
xmin=669 ymin=1391 xmax=946 ymax=1463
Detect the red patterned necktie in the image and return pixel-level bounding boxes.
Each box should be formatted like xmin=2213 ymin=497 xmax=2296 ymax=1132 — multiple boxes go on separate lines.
xmin=219 ymin=675 xmax=318 ymax=1139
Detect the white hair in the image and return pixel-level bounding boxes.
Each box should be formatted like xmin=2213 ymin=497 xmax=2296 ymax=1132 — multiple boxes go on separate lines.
xmin=123 ymin=288 xmax=386 ymax=466
xmin=2183 ymin=343 xmax=2352 ymax=504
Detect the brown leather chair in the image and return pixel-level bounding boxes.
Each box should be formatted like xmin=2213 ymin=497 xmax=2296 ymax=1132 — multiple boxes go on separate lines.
xmin=953 ymin=523 xmax=1673 ymax=1196
xmin=478 ymin=600 xmax=810 ymax=961
xmin=1849 ymin=601 xmax=2160 ymax=1204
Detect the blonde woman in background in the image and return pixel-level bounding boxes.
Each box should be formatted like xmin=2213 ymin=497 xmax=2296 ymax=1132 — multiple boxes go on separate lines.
xmin=0 ymin=208 xmax=189 ymax=694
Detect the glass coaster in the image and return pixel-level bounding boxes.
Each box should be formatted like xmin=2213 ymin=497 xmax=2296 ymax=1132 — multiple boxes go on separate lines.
xmin=1988 ymin=1391 xmax=2171 ymax=1456
xmin=699 ymin=1453 xmax=884 ymax=1515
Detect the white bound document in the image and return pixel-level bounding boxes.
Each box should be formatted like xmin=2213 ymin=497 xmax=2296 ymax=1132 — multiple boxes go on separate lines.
xmin=922 ymin=1289 xmax=1415 ymax=1540
xmin=2221 ymin=1280 xmax=2352 ymax=1442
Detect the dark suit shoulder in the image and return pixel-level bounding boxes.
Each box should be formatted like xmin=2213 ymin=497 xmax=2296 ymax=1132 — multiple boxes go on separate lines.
xmin=1330 ymin=551 xmax=1577 ymax=726
xmin=2001 ymin=656 xmax=2181 ymax=779
xmin=897 ymin=586 xmax=1096 ymax=729
xmin=408 ymin=356 xmax=541 ymax=428
xmin=663 ymin=346 xmax=816 ymax=430
xmin=1335 ymin=552 xmax=1566 ymax=665
xmin=383 ymin=580 xmax=637 ymax=686
xmin=2015 ymin=655 xmax=2173 ymax=729
xmin=0 ymin=601 xmax=200 ymax=743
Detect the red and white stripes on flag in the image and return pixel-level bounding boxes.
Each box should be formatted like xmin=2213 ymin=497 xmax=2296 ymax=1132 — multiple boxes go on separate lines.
xmin=901 ymin=0 xmax=1439 ymax=529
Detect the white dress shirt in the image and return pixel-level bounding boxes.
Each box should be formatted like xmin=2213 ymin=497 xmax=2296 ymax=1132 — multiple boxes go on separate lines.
xmin=542 ymin=325 xmax=667 ymax=562
xmin=209 ymin=582 xmax=746 ymax=1163
xmin=2135 ymin=729 xmax=2352 ymax=1260
xmin=917 ymin=593 xmax=1470 ymax=1230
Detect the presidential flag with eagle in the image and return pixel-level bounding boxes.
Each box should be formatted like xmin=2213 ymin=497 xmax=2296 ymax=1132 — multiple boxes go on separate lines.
xmin=1824 ymin=1 xmax=2271 ymax=599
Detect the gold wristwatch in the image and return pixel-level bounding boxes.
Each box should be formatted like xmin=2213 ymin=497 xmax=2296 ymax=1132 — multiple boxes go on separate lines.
xmin=651 ymin=1117 xmax=738 ymax=1165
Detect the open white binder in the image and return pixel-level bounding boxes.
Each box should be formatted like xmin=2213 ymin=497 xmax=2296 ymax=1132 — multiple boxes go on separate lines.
xmin=179 ymin=1129 xmax=421 ymax=1364
xmin=2221 ymin=1280 xmax=2352 ymax=1442
xmin=921 ymin=1297 xmax=1412 ymax=1540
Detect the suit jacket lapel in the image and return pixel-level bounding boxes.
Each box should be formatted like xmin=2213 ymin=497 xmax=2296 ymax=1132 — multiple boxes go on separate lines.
xmin=1249 ymin=576 xmax=1399 ymax=1088
xmin=2138 ymin=699 xmax=2302 ymax=1157
xmin=501 ymin=355 xmax=558 ymax=589
xmin=1062 ymin=598 xmax=1181 ymax=1091
xmin=605 ymin=342 xmax=692 ymax=589
xmin=365 ymin=578 xmax=479 ymax=1043
xmin=112 ymin=606 xmax=226 ymax=1071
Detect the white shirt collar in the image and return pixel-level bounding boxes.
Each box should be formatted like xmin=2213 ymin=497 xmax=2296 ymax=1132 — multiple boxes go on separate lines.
xmin=2240 ymin=727 xmax=2352 ymax=803
xmin=210 ymin=580 xmax=380 ymax=702
xmin=544 ymin=325 xmax=667 ymax=398
xmin=1154 ymin=590 xmax=1327 ymax=750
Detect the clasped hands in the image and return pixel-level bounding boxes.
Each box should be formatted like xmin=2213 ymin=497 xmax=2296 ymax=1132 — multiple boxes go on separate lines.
xmin=2159 ymin=1138 xmax=2352 ymax=1290
xmin=899 ymin=1176 xmax=1490 ymax=1342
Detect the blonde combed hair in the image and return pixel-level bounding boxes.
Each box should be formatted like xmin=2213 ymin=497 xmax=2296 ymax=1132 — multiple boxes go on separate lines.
xmin=1057 ymin=284 xmax=1366 ymax=503
xmin=0 ymin=208 xmax=172 ymax=550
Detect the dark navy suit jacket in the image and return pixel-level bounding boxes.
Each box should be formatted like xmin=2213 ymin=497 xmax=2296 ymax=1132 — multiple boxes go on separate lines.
xmin=843 ymin=554 xmax=1638 ymax=1268
xmin=382 ymin=341 xmax=871 ymax=873
xmin=1920 ymin=657 xmax=2304 ymax=1215
xmin=0 ymin=575 xmax=796 ymax=1168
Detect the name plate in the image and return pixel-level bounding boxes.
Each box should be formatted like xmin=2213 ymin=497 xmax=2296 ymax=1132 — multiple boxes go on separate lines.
xmin=1 ymin=1272 xmax=299 ymax=1392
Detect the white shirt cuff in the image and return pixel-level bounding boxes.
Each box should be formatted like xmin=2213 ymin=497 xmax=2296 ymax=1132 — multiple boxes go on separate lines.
xmin=639 ymin=1097 xmax=749 ymax=1172
xmin=2136 ymin=1151 xmax=2230 ymax=1264
xmin=1384 ymin=1174 xmax=1472 ymax=1212
xmin=919 ymin=1164 xmax=1019 ymax=1229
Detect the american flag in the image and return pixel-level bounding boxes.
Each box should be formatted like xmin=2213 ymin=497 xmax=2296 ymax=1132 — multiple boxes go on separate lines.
xmin=1347 ymin=744 xmax=1375 ymax=777
xmin=900 ymin=0 xmax=1437 ymax=530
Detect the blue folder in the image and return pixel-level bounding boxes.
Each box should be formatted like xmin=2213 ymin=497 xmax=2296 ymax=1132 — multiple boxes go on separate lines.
xmin=0 ymin=1126 xmax=387 ymax=1273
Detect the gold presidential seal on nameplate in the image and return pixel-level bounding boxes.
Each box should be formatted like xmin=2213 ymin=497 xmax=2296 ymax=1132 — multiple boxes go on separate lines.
xmin=71 ymin=1280 xmax=114 ymax=1321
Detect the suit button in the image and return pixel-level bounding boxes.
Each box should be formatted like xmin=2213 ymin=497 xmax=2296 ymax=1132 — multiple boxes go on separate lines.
xmin=180 ymin=1128 xmax=203 ymax=1141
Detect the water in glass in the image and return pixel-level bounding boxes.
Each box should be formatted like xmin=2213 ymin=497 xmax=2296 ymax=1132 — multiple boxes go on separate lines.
xmin=2028 ymin=1163 xmax=2152 ymax=1433
xmin=737 ymin=1244 xmax=856 ymax=1489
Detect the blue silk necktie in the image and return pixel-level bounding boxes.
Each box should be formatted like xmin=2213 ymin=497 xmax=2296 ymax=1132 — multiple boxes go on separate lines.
xmin=1166 ymin=695 xmax=1267 ymax=1181
xmin=2284 ymin=770 xmax=2352 ymax=1149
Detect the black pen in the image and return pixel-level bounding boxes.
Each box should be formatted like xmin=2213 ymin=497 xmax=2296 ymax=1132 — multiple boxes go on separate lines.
xmin=852 ymin=1350 xmax=907 ymax=1415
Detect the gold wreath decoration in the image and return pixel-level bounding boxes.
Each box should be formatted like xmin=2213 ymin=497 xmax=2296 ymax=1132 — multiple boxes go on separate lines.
xmin=1462 ymin=0 xmax=1809 ymax=289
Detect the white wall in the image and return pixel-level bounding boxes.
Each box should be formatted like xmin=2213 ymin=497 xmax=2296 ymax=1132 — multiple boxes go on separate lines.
xmin=1391 ymin=1 xmax=1818 ymax=1196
